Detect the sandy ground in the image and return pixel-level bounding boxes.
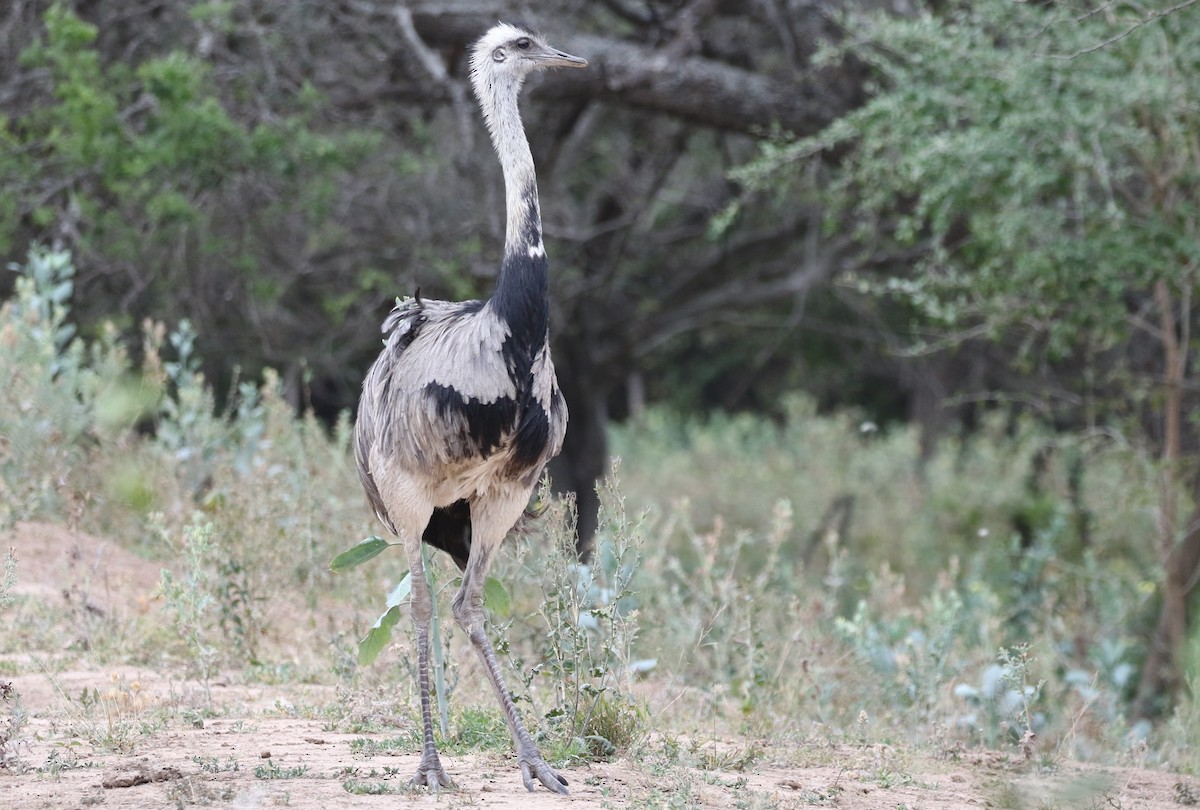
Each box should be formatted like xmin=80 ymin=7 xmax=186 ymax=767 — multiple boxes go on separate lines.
xmin=3 ymin=522 xmax=1199 ymax=809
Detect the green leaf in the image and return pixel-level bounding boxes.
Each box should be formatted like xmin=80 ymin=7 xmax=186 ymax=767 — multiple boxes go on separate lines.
xmin=483 ymin=577 xmax=511 ymax=618
xmin=357 ymin=571 xmax=411 ymax=666
xmin=357 ymin=604 xmax=401 ymax=666
xmin=384 ymin=571 xmax=412 ymax=609
xmin=329 ymin=536 xmax=392 ymax=572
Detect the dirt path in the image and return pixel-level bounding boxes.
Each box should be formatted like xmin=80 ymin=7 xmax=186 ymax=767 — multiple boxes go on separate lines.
xmin=6 ymin=665 xmax=1197 ymax=809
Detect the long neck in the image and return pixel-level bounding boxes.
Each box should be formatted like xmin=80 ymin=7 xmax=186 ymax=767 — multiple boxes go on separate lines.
xmin=481 ymin=75 xmax=548 ymax=347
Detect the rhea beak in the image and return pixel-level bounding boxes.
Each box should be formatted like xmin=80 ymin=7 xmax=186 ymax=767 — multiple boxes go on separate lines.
xmin=539 ymin=48 xmax=588 ymax=69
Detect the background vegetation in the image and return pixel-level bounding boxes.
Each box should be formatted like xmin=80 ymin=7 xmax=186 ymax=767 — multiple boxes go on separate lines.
xmin=3 ymin=0 xmax=1200 ymax=793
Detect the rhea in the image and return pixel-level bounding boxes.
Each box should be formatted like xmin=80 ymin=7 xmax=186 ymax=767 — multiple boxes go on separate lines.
xmin=354 ymin=23 xmax=584 ymax=794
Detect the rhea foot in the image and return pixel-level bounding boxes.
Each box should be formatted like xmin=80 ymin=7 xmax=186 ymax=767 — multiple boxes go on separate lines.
xmin=518 ymin=748 xmax=569 ymax=795
xmin=410 ymin=753 xmax=453 ymax=791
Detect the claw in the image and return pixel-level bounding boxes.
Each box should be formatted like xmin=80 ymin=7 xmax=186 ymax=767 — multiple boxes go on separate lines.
xmin=410 ymin=755 xmax=454 ymax=791
xmin=520 ymin=757 xmax=569 ymax=795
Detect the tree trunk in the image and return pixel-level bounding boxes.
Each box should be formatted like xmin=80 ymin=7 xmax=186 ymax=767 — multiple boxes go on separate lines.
xmin=1134 ymin=493 xmax=1200 ymax=716
xmin=547 ymin=335 xmax=613 ymax=562
xmin=1133 ymin=281 xmax=1196 ymax=717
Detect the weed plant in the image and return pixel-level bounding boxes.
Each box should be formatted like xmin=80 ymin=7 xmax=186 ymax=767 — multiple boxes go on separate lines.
xmin=0 ymin=248 xmax=99 ymax=528
xmin=62 ymin=673 xmax=164 ymax=753
xmin=0 ymin=548 xmax=14 ymax=612
xmin=157 ymin=519 xmax=222 ymax=704
xmin=515 ymin=471 xmax=647 ymax=759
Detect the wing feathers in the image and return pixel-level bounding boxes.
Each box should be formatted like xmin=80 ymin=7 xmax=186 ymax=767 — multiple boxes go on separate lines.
xmin=356 ymin=294 xmax=566 ymax=505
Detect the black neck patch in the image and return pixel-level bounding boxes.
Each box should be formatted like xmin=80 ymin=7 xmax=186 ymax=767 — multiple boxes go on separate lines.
xmin=492 ymin=252 xmax=549 ymax=354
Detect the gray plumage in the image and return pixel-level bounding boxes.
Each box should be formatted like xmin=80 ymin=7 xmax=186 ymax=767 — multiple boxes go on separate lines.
xmin=353 ymin=22 xmax=585 ymax=794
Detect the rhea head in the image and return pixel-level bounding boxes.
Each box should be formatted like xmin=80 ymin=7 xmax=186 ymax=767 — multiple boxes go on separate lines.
xmin=469 ymin=22 xmax=587 ymax=99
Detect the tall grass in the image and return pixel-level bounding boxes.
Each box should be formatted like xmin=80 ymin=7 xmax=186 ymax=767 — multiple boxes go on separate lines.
xmin=3 ymin=245 xmax=1198 ymax=775
xmin=608 ymin=403 xmax=1198 ymax=769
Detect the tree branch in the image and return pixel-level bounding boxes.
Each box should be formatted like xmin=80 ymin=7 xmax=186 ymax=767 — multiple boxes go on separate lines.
xmin=403 ymin=4 xmax=852 ymax=135
xmin=1053 ymin=0 xmax=1199 ymax=59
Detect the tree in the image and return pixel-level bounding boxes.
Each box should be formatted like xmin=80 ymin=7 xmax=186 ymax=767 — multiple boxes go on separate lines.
xmin=735 ymin=0 xmax=1200 ymax=710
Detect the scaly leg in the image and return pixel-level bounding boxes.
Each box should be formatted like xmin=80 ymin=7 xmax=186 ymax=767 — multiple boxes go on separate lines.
xmin=452 ymin=506 xmax=568 ymax=795
xmin=406 ymin=538 xmax=453 ymax=789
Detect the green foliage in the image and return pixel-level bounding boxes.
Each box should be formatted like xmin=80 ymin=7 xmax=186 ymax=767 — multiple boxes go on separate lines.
xmin=0 ymin=247 xmax=97 ymax=525
xmin=0 ymin=678 xmax=27 ymax=771
xmin=0 ymin=549 xmax=15 ymax=613
xmin=738 ymin=0 xmax=1200 ymax=355
xmin=726 ymin=0 xmax=1200 ymax=726
xmin=356 ymin=574 xmax=410 ymax=667
xmin=1162 ymin=674 xmax=1200 ymax=775
xmin=0 ymin=549 xmax=23 ymax=771
xmin=498 ymin=472 xmax=647 ymax=761
xmin=253 ymin=760 xmax=308 ymax=780
xmin=1 ymin=245 xmax=379 ymax=676
xmin=440 ymin=706 xmax=510 ymax=754
xmin=3 ymin=4 xmax=380 ymax=399
xmin=192 ymin=754 xmax=240 ymax=774
xmin=329 ymin=537 xmax=393 ymax=573
xmin=158 ymin=519 xmax=222 ymax=704
xmin=61 ymin=674 xmax=166 ymax=754
xmin=341 ymin=779 xmax=405 ymax=795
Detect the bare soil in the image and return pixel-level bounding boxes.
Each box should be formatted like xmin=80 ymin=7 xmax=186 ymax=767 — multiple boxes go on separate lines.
xmin=3 ymin=522 xmax=1198 ymax=809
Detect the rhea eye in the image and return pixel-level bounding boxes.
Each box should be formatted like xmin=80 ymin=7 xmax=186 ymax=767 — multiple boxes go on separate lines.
xmin=515 ymin=38 xmax=531 ymax=50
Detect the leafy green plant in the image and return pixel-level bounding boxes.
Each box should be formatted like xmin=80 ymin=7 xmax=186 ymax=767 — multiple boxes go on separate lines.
xmin=59 ymin=675 xmax=163 ymax=754
xmin=835 ymin=587 xmax=970 ymax=722
xmin=254 ymin=760 xmax=308 ymax=780
xmin=953 ymin=646 xmax=1046 ymax=752
xmin=502 ymin=472 xmax=648 ymax=761
xmin=0 ymin=644 xmax=25 ymax=769
xmin=342 ymin=780 xmax=406 ymax=795
xmin=330 ymin=531 xmax=508 ymax=740
xmin=0 ymin=548 xmax=14 ymax=612
xmin=440 ymin=706 xmax=510 ymax=754
xmin=192 ymin=755 xmax=240 ymax=773
xmin=158 ymin=519 xmax=222 ymax=704
xmin=0 ymin=247 xmax=90 ymax=526
xmin=7 ymin=5 xmax=375 ymax=386
xmin=1158 ymin=673 xmax=1200 ymax=775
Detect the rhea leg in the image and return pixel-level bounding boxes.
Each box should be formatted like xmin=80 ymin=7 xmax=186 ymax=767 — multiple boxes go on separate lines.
xmin=453 ymin=495 xmax=568 ymax=794
xmin=403 ymin=531 xmax=453 ymax=789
